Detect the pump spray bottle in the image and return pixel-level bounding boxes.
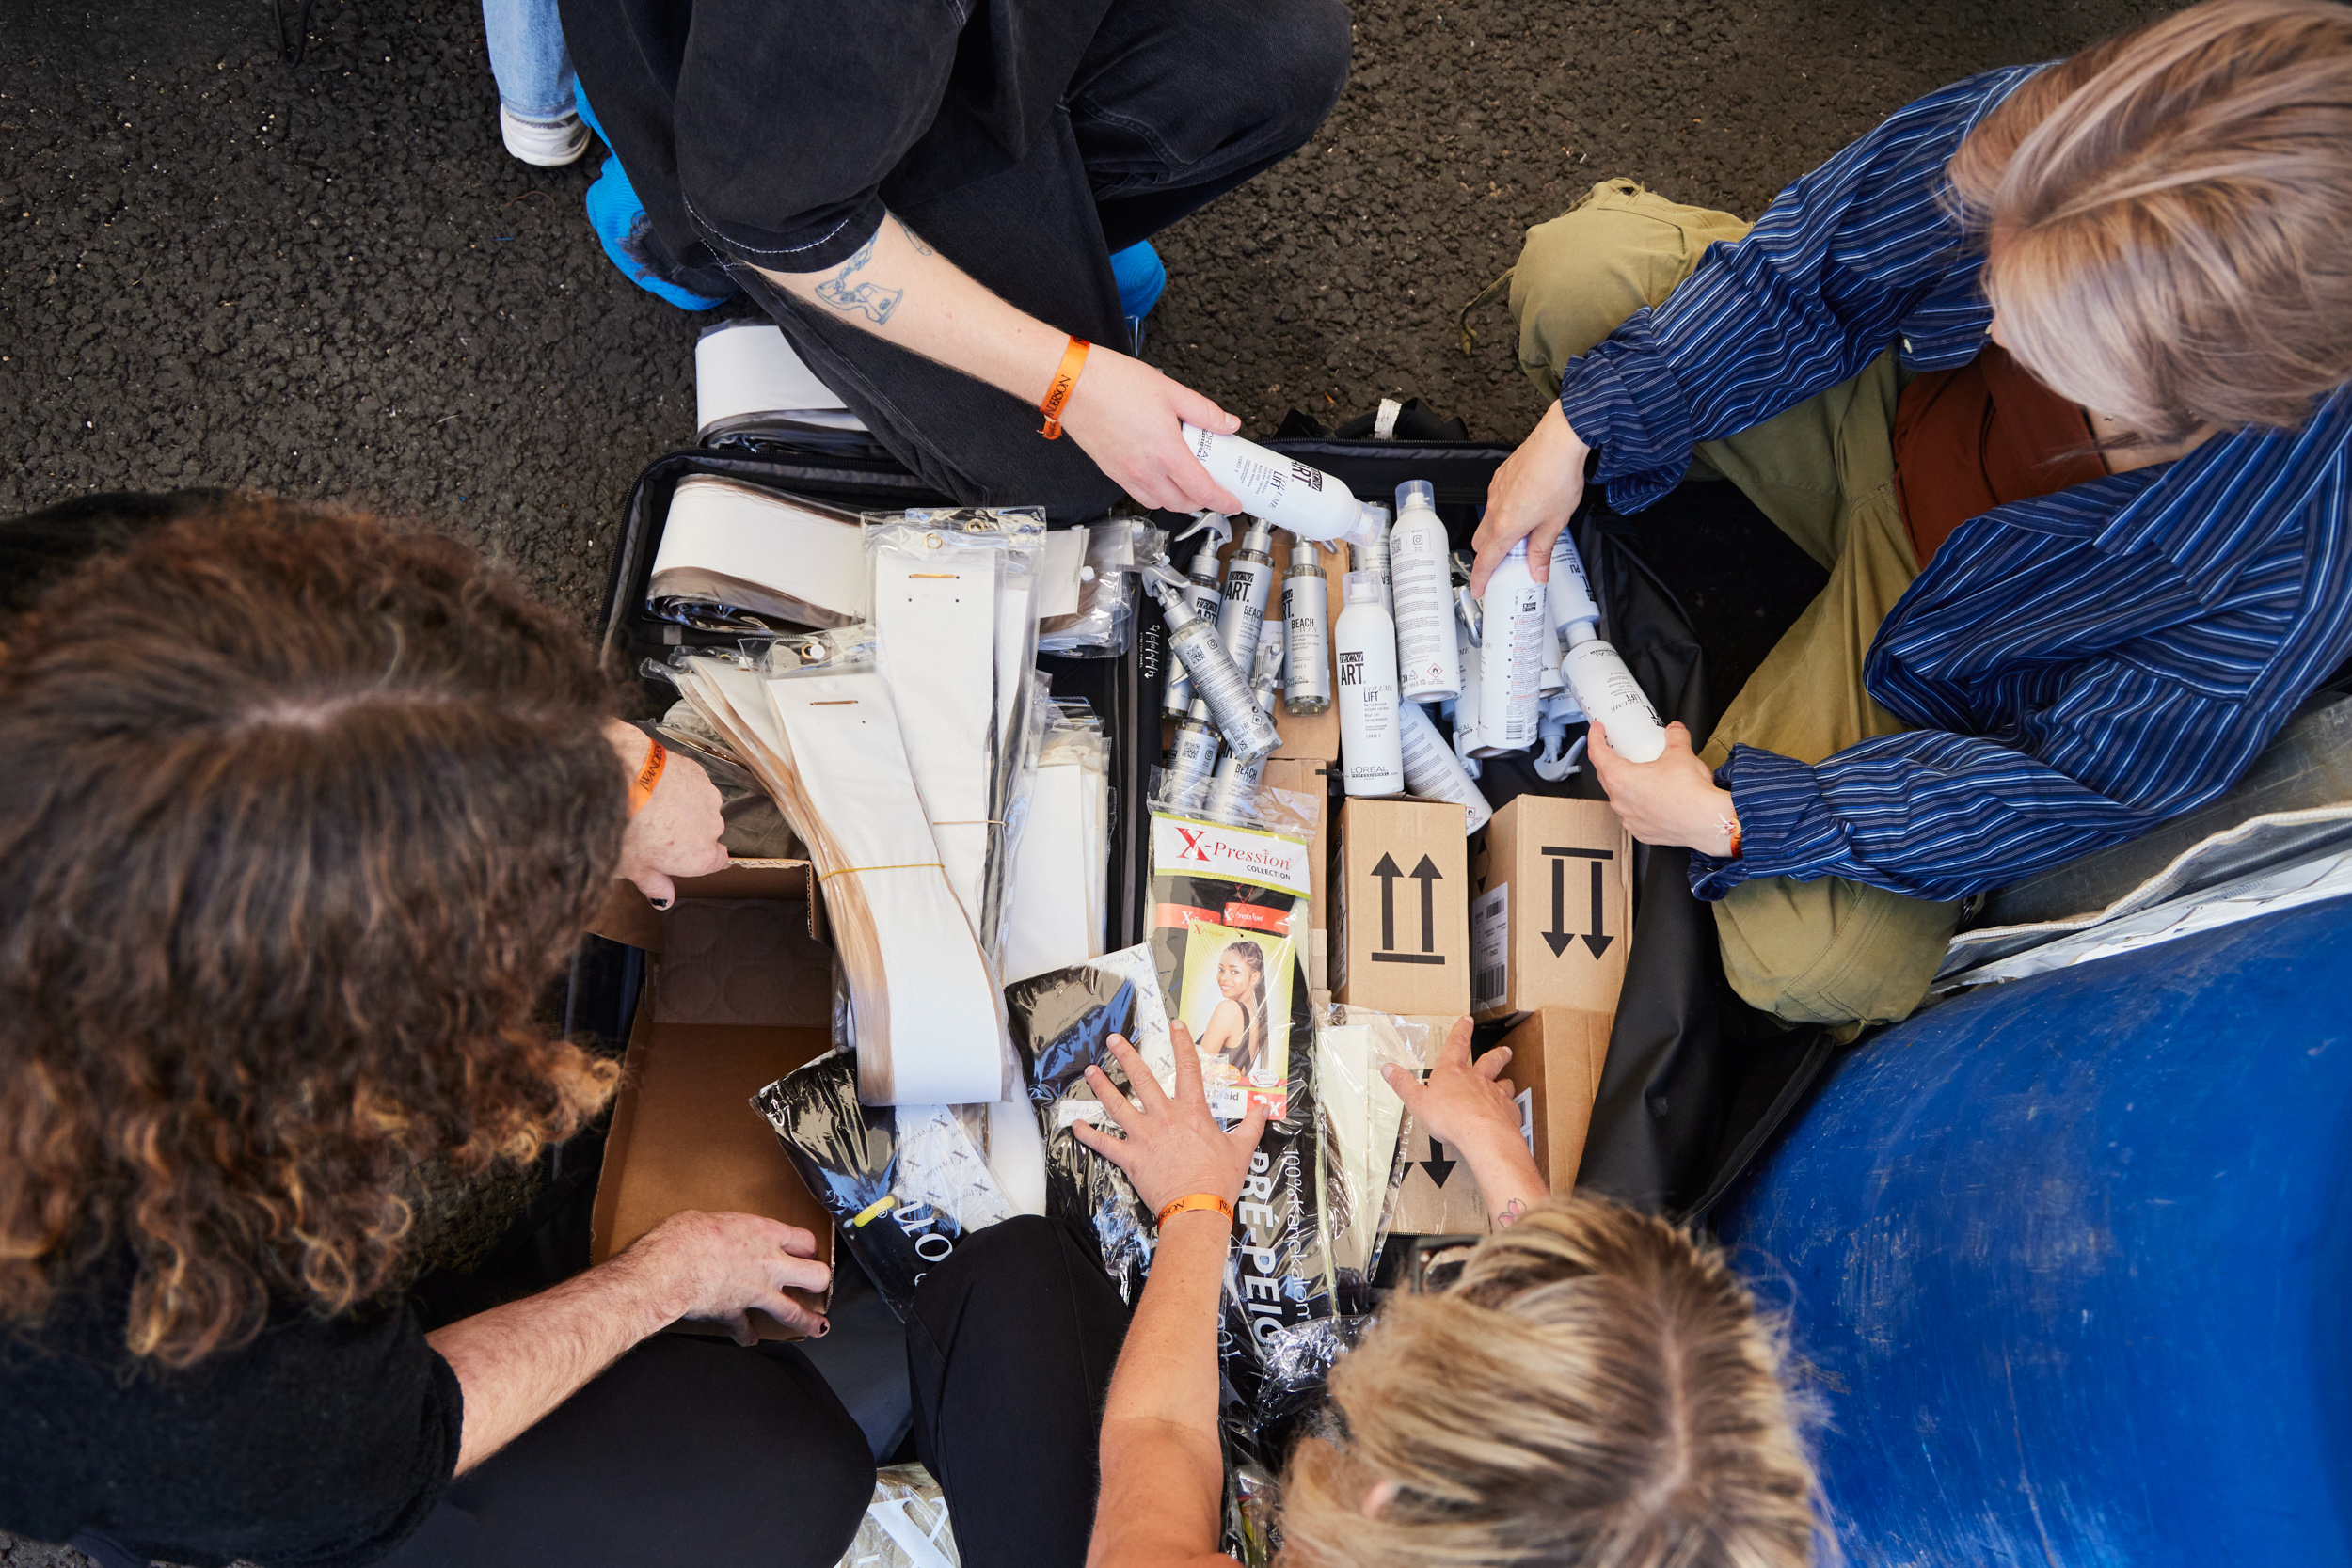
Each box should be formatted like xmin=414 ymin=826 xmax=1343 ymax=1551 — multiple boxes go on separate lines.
xmin=1143 ymin=565 xmax=1281 ymax=763
xmin=1160 ymin=512 xmax=1233 ymax=719
xmin=1181 ymin=424 xmax=1362 ymax=541
xmin=1390 ymin=481 xmax=1463 ymax=703
xmin=1332 ymin=570 xmax=1406 ymax=797
xmin=1478 ymin=539 xmax=1548 ymax=752
xmin=1280 ymin=533 xmax=1333 ymax=715
xmin=1206 ymin=628 xmax=1288 ymax=819
xmin=1163 ymin=700 xmax=1221 ymax=810
xmin=1549 ymin=531 xmax=1667 ymax=763
xmin=1216 ymin=516 xmax=1279 ymax=668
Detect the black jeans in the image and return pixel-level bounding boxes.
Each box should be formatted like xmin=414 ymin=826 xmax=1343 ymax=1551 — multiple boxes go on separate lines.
xmin=370 ymin=1335 xmax=877 ymax=1568
xmin=363 ymin=1218 xmax=1130 ymax=1568
xmin=905 ymin=1216 xmax=1135 ymax=1568
xmin=737 ymin=0 xmax=1351 ymax=520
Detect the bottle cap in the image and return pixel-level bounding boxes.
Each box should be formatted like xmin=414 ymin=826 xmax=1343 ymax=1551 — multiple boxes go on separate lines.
xmin=1291 ymin=536 xmax=1327 ymax=566
xmin=1239 ymin=515 xmax=1274 ymax=549
xmin=1394 ymin=479 xmax=1436 ymax=513
xmin=1343 ymin=571 xmax=1384 ymax=604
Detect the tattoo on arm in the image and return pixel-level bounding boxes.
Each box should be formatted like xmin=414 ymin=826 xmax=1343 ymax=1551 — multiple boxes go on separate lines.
xmin=814 ymin=234 xmax=903 ymax=325
xmin=1498 ymin=1199 xmax=1528 ymax=1227
xmin=893 ymin=214 xmax=935 ymax=257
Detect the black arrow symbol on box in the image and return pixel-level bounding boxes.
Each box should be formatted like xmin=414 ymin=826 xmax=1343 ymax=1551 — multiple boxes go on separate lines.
xmin=1542 ymin=846 xmax=1615 ymax=959
xmin=1419 ymin=1137 xmax=1456 ymax=1188
xmin=1371 ymin=851 xmax=1447 ymax=965
xmin=1373 ymin=851 xmax=1402 ymax=952
xmin=1411 ymin=854 xmax=1441 ymax=952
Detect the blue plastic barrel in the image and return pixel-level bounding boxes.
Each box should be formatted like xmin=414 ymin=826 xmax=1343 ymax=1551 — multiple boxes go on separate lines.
xmin=1713 ymin=895 xmax=2352 ymax=1567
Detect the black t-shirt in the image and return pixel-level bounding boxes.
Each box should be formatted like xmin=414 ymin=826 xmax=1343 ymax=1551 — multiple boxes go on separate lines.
xmin=0 ymin=1254 xmax=462 ymax=1568
xmin=559 ymin=0 xmax=1116 ymax=277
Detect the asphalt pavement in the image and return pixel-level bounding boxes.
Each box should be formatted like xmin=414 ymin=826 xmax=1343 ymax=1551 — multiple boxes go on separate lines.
xmin=0 ymin=0 xmax=2179 ymax=1560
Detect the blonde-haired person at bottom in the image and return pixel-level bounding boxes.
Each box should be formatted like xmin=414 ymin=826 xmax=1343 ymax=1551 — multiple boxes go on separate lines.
xmin=1470 ymin=0 xmax=2352 ymax=1033
xmin=966 ymin=1018 xmax=1823 ymax=1568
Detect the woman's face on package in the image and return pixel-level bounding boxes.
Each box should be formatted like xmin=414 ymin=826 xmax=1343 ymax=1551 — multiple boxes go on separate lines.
xmin=1217 ymin=951 xmax=1248 ymax=1000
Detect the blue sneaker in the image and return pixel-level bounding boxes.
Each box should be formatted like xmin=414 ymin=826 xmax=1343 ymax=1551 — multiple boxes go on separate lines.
xmin=575 ymin=90 xmax=731 ymax=312
xmin=1109 ymin=242 xmax=1165 ymax=354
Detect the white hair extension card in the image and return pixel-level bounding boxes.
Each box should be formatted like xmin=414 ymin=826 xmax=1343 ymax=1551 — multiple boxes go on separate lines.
xmin=763 ymin=669 xmax=1006 ymax=1106
xmin=647 ymin=475 xmax=869 ymax=630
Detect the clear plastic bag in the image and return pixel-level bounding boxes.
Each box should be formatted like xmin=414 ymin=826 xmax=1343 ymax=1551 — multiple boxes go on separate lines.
xmin=754 ymin=1053 xmax=1009 ymax=1320
xmin=1315 ymin=1006 xmax=1433 ymax=1306
xmin=1142 ymin=785 xmax=1337 ymax=1413
xmin=1036 ymin=518 xmax=1166 ymax=657
xmin=835 ymin=1465 xmax=961 ymax=1568
xmin=1006 ymin=944 xmax=1171 ymax=1301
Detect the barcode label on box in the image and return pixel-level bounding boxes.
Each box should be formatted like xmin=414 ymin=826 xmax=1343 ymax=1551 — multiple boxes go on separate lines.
xmin=1470 ymin=884 xmax=1508 ymax=1011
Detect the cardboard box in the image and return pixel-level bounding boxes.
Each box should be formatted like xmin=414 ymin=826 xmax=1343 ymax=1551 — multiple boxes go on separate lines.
xmin=1469 ymin=795 xmax=1633 ymax=1020
xmin=1389 ymin=1112 xmax=1494 ymax=1235
xmin=1496 ymin=1007 xmax=1614 ymax=1193
xmin=587 ymin=862 xmax=837 ymax=1341
xmin=1331 ymin=799 xmax=1470 ymax=1016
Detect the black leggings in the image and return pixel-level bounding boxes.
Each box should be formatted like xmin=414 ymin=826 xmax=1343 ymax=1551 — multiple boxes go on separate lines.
xmin=371 ymin=1217 xmax=1130 ymax=1568
xmin=907 ymin=1217 xmax=1135 ymax=1568
xmin=375 ymin=1335 xmax=877 ymax=1568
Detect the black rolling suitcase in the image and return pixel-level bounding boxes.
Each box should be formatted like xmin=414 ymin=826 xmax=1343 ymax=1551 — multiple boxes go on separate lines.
xmin=575 ymin=430 xmax=1807 ymax=1223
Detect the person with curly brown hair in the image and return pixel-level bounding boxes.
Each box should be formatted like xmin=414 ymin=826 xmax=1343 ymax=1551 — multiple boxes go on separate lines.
xmin=0 ymin=499 xmax=876 ymax=1568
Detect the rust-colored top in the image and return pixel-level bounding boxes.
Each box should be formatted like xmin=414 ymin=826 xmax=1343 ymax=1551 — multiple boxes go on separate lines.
xmin=1893 ymin=341 xmax=2108 ymax=567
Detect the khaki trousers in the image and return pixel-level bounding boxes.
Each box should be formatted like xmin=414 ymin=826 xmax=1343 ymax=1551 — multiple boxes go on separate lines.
xmin=1487 ymin=179 xmax=1962 ymax=1027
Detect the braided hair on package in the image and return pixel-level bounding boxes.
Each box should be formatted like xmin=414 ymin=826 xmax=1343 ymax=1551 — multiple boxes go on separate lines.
xmin=1146 ymin=789 xmax=1335 ymax=1400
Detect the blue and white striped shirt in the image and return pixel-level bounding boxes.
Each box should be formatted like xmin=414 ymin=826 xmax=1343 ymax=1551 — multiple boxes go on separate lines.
xmin=1558 ymin=68 xmax=2352 ymax=903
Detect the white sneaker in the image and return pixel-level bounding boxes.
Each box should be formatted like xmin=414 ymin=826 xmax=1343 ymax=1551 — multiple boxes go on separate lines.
xmin=500 ymin=105 xmax=590 ymax=167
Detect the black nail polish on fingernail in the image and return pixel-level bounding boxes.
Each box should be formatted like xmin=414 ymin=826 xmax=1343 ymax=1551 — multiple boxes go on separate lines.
xmin=652 ymin=897 xmax=673 ymax=910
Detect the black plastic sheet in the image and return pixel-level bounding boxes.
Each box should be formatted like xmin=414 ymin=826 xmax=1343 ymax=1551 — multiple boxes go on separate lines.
xmin=754 ymin=1053 xmax=974 ymax=1320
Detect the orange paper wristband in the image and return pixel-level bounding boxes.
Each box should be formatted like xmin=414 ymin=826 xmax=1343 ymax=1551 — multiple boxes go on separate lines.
xmin=1038 ymin=336 xmax=1091 ymax=440
xmin=628 ymin=737 xmax=667 ymax=815
xmin=1155 ymin=1193 xmax=1234 ymax=1228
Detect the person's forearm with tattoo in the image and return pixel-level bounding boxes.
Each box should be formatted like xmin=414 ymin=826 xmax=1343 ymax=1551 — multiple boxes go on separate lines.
xmin=760 ymin=214 xmax=1242 ymax=515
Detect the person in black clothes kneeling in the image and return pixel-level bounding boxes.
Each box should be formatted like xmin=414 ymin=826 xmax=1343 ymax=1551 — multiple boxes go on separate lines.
xmin=560 ymin=0 xmax=1350 ymax=518
xmin=0 ymin=498 xmax=879 ymax=1568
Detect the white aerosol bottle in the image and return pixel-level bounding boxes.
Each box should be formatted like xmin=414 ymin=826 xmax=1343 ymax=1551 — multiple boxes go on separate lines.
xmin=1349 ymin=504 xmax=1394 ymax=615
xmin=1333 ymin=571 xmax=1406 ymax=797
xmin=1280 ymin=535 xmax=1332 ymax=715
xmin=1182 ymin=424 xmax=1362 ymax=541
xmin=1549 ymin=531 xmax=1668 ymax=763
xmin=1477 ymin=539 xmax=1548 ymax=752
xmin=1216 ymin=516 xmax=1279 ymax=668
xmin=1398 ymin=698 xmax=1492 ymax=833
xmin=1389 ymin=480 xmax=1463 ymax=704
xmin=1207 ymin=631 xmax=1288 ymax=818
xmin=1161 ymin=512 xmax=1233 ymax=719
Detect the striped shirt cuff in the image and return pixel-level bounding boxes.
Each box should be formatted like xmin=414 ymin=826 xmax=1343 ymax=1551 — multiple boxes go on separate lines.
xmin=1688 ymin=745 xmax=1849 ymax=899
xmin=1556 ymin=307 xmax=1697 ymax=515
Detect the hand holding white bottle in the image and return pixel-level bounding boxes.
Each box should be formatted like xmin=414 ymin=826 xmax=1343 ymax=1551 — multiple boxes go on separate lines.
xmin=1181 ymin=425 xmax=1363 ymax=541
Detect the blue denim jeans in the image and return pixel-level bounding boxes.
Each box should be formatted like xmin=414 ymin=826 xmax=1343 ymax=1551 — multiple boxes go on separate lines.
xmin=483 ymin=0 xmax=576 ymax=123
